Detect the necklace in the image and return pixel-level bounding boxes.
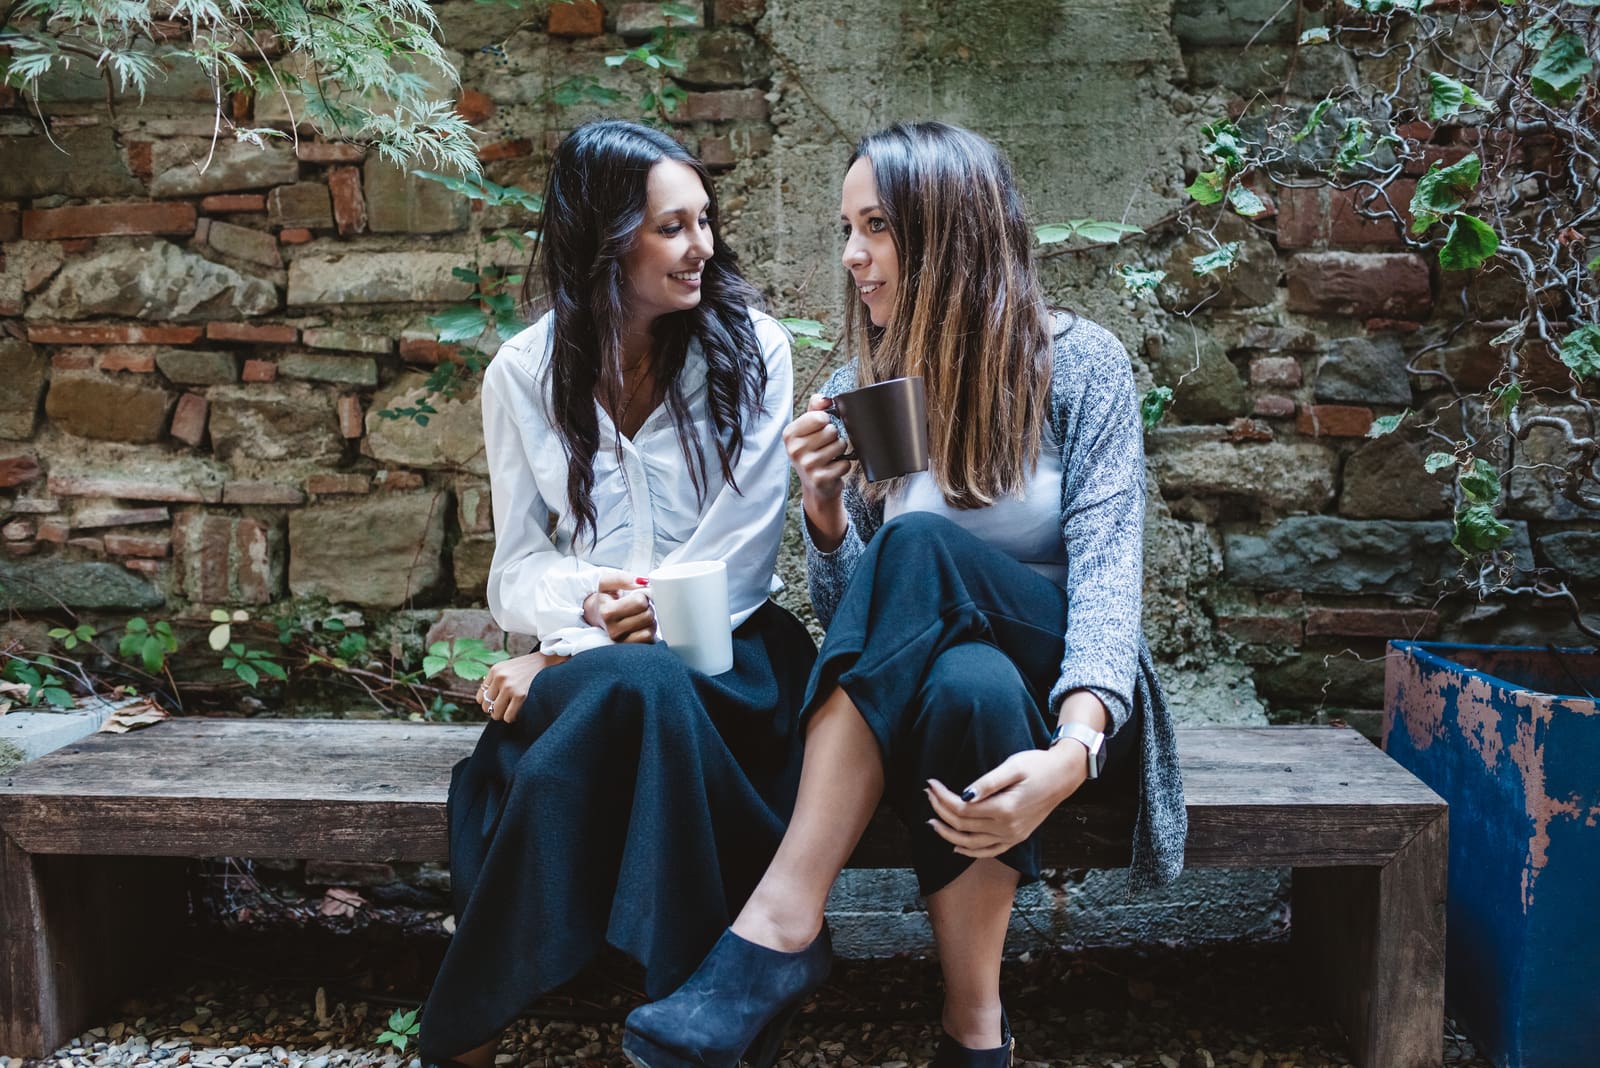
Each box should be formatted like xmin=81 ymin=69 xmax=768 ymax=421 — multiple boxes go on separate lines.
xmin=614 ymin=364 xmax=656 ymax=433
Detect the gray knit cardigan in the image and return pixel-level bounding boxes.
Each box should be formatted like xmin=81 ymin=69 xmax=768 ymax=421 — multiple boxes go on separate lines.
xmin=803 ymin=312 xmax=1186 ymax=891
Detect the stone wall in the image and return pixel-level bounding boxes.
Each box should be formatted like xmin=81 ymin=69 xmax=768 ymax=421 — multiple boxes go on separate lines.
xmin=2 ymin=0 xmax=1595 ymax=728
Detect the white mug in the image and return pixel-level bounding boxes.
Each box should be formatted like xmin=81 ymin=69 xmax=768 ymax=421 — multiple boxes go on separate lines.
xmin=648 ymin=560 xmax=734 ymax=676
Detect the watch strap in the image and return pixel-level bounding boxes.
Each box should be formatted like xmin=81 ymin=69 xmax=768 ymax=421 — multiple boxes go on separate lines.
xmin=1050 ymin=721 xmax=1104 ymax=779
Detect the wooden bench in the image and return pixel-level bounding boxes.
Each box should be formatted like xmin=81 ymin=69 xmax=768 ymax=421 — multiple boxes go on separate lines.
xmin=0 ymin=721 xmax=1447 ymax=1067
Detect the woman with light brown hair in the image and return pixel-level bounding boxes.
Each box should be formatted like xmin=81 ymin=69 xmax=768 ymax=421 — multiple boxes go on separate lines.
xmin=622 ymin=120 xmax=1187 ymax=1068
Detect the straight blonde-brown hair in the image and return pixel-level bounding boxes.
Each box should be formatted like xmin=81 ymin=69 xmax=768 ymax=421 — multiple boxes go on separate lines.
xmin=844 ymin=121 xmax=1051 ymax=509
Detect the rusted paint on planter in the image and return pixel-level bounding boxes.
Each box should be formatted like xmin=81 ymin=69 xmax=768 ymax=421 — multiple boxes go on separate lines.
xmin=1384 ymin=641 xmax=1600 ymax=1068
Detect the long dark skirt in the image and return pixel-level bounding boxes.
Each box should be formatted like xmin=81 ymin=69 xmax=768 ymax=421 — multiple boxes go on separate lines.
xmin=803 ymin=511 xmax=1142 ymax=897
xmin=419 ymin=600 xmax=817 ymax=1060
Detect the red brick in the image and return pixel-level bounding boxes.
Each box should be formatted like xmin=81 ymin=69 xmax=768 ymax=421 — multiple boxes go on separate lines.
xmin=399 ymin=335 xmax=460 ymax=365
xmin=1216 ymin=614 xmax=1303 ymax=646
xmin=698 ymin=125 xmax=773 ymax=168
xmin=1305 ymin=607 xmax=1439 ymax=639
xmin=235 ymin=518 xmax=273 ymax=602
xmin=1286 ymin=252 xmax=1433 ymax=320
xmin=51 ymin=351 xmax=95 ymax=371
xmin=337 ymin=394 xmax=365 ymax=438
xmin=328 ymin=166 xmax=367 ymax=236
xmin=1296 ymin=404 xmax=1374 ymax=438
xmin=240 ymin=358 xmax=278 ymax=383
xmin=713 ymin=0 xmax=764 ymax=23
xmin=1250 ymin=356 xmax=1301 ymax=387
xmin=123 ymin=558 xmax=163 ymax=574
xmin=37 ymin=518 xmax=70 ymax=544
xmin=222 ymin=480 xmax=305 ymax=505
xmin=28 ymin=324 xmax=204 ymax=345
xmin=1395 ymin=120 xmax=1436 ymax=142
xmin=0 ymin=209 xmax=19 ymax=243
xmin=170 ymin=392 xmax=209 ymax=447
xmin=173 ymin=512 xmax=276 ymax=604
xmin=231 ymin=90 xmax=252 ymax=122
xmin=305 ymin=473 xmax=370 ymax=495
xmin=22 ymin=202 xmax=195 ymax=241
xmin=1401 ymin=144 xmax=1475 ymax=178
xmin=48 ymin=474 xmax=217 ymax=503
xmin=0 ymin=453 xmax=41 ymax=488
xmin=1365 ymin=318 xmax=1424 ymax=334
xmin=206 ymin=322 xmax=298 ymax=344
xmin=126 ymin=141 xmax=153 ymax=180
xmin=296 ymin=142 xmax=367 ymax=164
xmin=69 ymin=504 xmax=170 ymax=528
xmin=1253 ymin=394 xmax=1297 ymax=419
xmin=104 ymin=532 xmax=172 ymax=558
xmin=1326 ymin=182 xmax=1414 ymax=246
xmin=1224 ymin=417 xmax=1273 ymax=443
xmin=478 ymin=138 xmax=533 ymax=163
xmin=455 ymin=88 xmax=495 ymax=124
xmin=548 ymin=0 xmax=604 ymax=35
xmin=673 ymin=89 xmax=769 ymax=124
xmin=279 ymin=227 xmax=314 ymax=245
xmin=68 ymin=535 xmax=105 ymax=553
xmin=97 ymin=347 xmax=158 ymax=373
xmin=374 ymin=469 xmax=423 ymax=491
xmin=201 ymin=194 xmax=268 ymax=213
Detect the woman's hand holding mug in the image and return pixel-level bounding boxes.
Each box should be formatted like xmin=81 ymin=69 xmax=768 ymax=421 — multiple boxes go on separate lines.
xmin=584 ymin=571 xmax=655 ymax=643
xmin=783 ymin=394 xmax=851 ymax=549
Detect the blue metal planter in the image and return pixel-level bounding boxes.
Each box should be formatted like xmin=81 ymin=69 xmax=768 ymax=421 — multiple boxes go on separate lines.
xmin=1384 ymin=642 xmax=1600 ymax=1068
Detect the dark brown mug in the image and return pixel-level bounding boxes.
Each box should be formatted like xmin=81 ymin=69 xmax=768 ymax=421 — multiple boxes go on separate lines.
xmin=828 ymin=376 xmax=930 ymax=483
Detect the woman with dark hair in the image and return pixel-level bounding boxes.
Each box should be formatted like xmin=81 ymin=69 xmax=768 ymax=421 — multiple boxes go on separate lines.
xmin=623 ymin=121 xmax=1186 ymax=1068
xmin=417 ymin=119 xmax=816 ymax=1068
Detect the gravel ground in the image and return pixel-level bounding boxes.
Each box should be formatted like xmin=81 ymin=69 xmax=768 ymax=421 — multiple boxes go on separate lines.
xmin=8 ymin=933 xmax=1493 ymax=1068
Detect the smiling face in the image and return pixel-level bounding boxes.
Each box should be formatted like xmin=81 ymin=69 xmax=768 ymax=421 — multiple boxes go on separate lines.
xmin=840 ymin=156 xmax=900 ymax=328
xmin=621 ymin=159 xmax=714 ymax=329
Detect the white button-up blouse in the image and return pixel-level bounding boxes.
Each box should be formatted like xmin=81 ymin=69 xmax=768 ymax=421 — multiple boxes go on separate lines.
xmin=482 ymin=308 xmax=793 ymax=656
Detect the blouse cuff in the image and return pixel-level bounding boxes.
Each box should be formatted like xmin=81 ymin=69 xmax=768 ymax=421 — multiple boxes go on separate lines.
xmin=539 ymin=625 xmax=613 ymax=657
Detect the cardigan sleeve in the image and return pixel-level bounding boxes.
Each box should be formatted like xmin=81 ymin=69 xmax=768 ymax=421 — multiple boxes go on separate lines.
xmin=801 ymin=363 xmax=884 ymax=628
xmin=1045 ymin=317 xmax=1146 ymax=735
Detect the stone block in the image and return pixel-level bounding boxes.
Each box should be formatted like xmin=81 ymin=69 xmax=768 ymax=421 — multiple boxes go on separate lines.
xmin=0 ymin=452 xmax=41 ymax=488
xmin=329 ymin=166 xmax=367 ymax=236
xmin=302 ymin=328 xmax=393 ymax=354
xmin=172 ymin=511 xmax=281 ymax=604
xmin=222 ymin=481 xmax=306 ymax=505
xmin=26 ymin=239 xmax=279 ymax=321
xmin=548 ymin=0 xmax=604 ymax=35
xmin=170 ymin=393 xmax=210 ymax=447
xmin=1338 ymin=437 xmax=1451 ymax=520
xmin=453 ymin=535 xmax=496 ymax=599
xmin=45 ymin=371 xmax=172 ymax=443
xmin=1304 ymin=607 xmax=1439 ymax=639
xmin=456 ymin=479 xmax=493 ymax=534
xmin=683 ymin=26 xmax=769 ymax=85
xmin=713 ymin=0 xmax=764 ymax=25
xmin=306 ymin=473 xmax=371 ymax=495
xmin=1249 ymin=357 xmax=1301 ymax=388
xmin=1144 ymin=329 xmax=1246 ymax=423
xmin=1224 ymin=516 xmax=1533 ymax=594
xmin=157 ymin=349 xmax=239 ymax=385
xmin=1313 ymin=337 xmax=1412 ymax=405
xmin=699 ymin=125 xmax=774 ymax=167
xmin=149 ymin=140 xmax=299 ymax=197
xmin=1538 ymin=532 xmax=1600 ymax=583
xmin=617 ymin=1 xmax=703 ymax=35
xmin=296 ymin=143 xmax=367 ymax=164
xmin=365 ymin=373 xmax=489 ymax=475
xmin=3 ymin=519 xmax=35 ymax=541
xmin=1173 ymin=0 xmax=1296 ymax=46
xmin=22 ymin=202 xmax=196 ymax=241
xmin=424 ymin=607 xmax=504 ymax=655
xmin=288 ymin=252 xmax=476 ymax=305
xmin=1295 ymin=405 xmax=1373 ymax=438
xmin=1286 ymin=252 xmax=1433 ymax=320
xmin=52 ymin=459 xmax=223 ymax=502
xmin=104 ymin=532 xmax=172 ymax=558
xmin=207 ymin=219 xmax=283 ymax=268
xmin=27 ymin=324 xmax=204 ymax=345
xmin=1147 ymin=438 xmax=1338 ymax=512
xmin=0 ymin=338 xmax=46 ymax=439
xmin=200 ymin=194 xmax=267 ymax=213
xmin=362 ymin=160 xmax=469 ymax=234
xmin=673 ymin=89 xmax=769 ymax=124
xmin=1253 ymin=647 xmax=1388 ymax=709
xmin=69 ymin=503 xmax=171 ymax=528
xmin=289 ymin=491 xmax=449 ymax=607
xmin=0 ymin=127 xmax=142 ymax=199
xmin=278 ymin=352 xmax=380 ymax=387
xmin=208 ymin=322 xmax=298 ymax=344
xmin=1509 ymin=405 xmax=1600 ymax=521
xmin=208 ymin=383 xmax=344 ymax=465
xmin=0 ymin=559 xmax=162 ymax=610
xmin=1159 ymin=224 xmax=1279 ymax=312
xmin=268 ymin=183 xmax=335 ymax=230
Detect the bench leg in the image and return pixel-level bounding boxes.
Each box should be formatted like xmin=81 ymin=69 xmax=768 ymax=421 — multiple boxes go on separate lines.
xmin=1292 ymin=813 xmax=1447 ymax=1068
xmin=1 ymin=833 xmax=188 ymax=1058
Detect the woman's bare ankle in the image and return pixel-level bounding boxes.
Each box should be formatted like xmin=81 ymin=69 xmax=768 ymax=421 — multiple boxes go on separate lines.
xmin=730 ymin=894 xmax=823 ymax=952
xmin=941 ymin=1000 xmax=1005 ymax=1050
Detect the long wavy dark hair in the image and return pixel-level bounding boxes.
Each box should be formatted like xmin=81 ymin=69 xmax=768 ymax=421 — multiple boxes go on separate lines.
xmin=522 ymin=120 xmax=767 ymax=547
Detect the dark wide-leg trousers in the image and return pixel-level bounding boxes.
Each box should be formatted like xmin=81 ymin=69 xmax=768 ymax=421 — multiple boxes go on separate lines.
xmin=803 ymin=511 xmax=1140 ymax=896
xmin=419 ymin=601 xmax=816 ymax=1060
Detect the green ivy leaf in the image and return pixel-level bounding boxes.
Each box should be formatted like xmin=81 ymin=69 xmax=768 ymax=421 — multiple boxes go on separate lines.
xmin=235 ymin=662 xmax=260 ymax=689
xmin=1452 ymin=503 xmax=1512 ymax=554
xmin=1492 ymin=381 xmax=1522 ymax=419
xmin=1520 ymin=18 xmax=1558 ymax=47
xmin=1529 ymin=33 xmax=1594 ymax=104
xmin=1201 ymin=120 xmax=1247 ymax=174
xmin=1587 ymin=254 xmax=1600 ymax=272
xmin=1438 ymin=214 xmax=1499 ymax=271
xmin=1299 ymin=27 xmax=1330 ymax=44
xmin=1558 ymin=324 xmax=1600 ymax=379
xmin=1141 ymin=386 xmax=1174 ymax=429
xmin=422 ymin=655 xmax=449 ymax=677
xmin=1186 ymin=170 xmax=1226 ymax=205
xmin=428 ymin=304 xmax=491 ymax=343
xmin=1034 ymin=224 xmax=1077 ymax=244
xmin=1193 ymin=242 xmax=1242 ymax=275
xmin=1227 ymin=184 xmax=1268 ymax=217
xmin=1424 ymin=452 xmax=1457 ymax=473
xmin=1367 ymin=409 xmax=1411 ymax=437
xmin=1426 ymin=71 xmax=1496 ymax=121
xmin=41 ymin=686 xmax=73 ymax=708
xmin=1071 ymin=220 xmax=1144 ymax=244
xmin=1292 ymin=99 xmax=1334 ymax=143
xmin=1115 ymin=265 xmax=1167 ymax=296
xmin=661 ymin=1 xmax=702 ymax=22
xmin=1408 ymin=153 xmax=1480 ymax=233
xmin=1459 ymin=457 xmax=1501 ymax=504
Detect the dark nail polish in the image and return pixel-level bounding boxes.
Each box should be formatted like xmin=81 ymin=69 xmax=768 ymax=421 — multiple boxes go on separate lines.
xmin=961 ymin=789 xmax=976 ymax=802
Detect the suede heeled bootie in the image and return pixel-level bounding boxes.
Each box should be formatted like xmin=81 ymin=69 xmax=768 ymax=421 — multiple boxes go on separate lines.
xmin=621 ymin=925 xmax=833 ymax=1068
xmin=929 ymin=1012 xmax=1014 ymax=1068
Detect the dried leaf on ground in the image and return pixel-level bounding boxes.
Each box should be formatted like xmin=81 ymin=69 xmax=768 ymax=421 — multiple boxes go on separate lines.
xmin=319 ymin=887 xmax=367 ymax=917
xmin=98 ymin=699 xmax=171 ymax=733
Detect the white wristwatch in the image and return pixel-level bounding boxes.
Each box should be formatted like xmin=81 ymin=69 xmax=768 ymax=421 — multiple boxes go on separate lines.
xmin=1050 ymin=721 xmax=1105 ymax=779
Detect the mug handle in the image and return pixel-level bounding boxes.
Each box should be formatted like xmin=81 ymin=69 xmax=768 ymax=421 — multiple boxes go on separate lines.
xmin=823 ymin=396 xmax=856 ymax=461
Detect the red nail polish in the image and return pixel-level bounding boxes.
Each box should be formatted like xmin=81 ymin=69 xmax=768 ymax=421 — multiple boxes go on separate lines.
xmin=636 ymin=577 xmax=649 ymax=586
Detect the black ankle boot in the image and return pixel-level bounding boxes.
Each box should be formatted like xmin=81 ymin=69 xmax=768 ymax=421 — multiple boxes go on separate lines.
xmin=930 ymin=1012 xmax=1014 ymax=1068
xmin=621 ymin=926 xmax=833 ymax=1068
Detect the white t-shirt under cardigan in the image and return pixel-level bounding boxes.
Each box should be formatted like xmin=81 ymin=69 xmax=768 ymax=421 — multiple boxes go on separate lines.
xmin=482 ymin=308 xmax=793 ymax=656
